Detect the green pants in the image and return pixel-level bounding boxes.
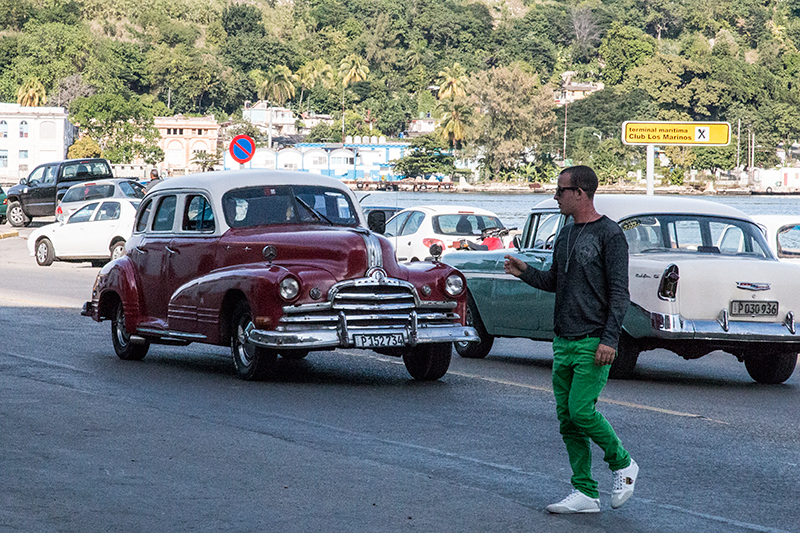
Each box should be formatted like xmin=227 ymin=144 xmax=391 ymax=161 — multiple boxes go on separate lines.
xmin=552 ymin=336 xmax=630 ymax=499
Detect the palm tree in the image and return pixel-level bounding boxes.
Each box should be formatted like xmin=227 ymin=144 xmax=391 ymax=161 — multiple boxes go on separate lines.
xmin=436 ymin=63 xmax=468 ymax=100
xmin=253 ymin=65 xmax=296 ymax=148
xmin=17 ymin=78 xmax=47 ymax=107
xmin=438 ymin=99 xmax=473 ymax=151
xmin=296 ymin=59 xmax=334 ymax=113
xmin=338 ymin=55 xmax=369 ymax=142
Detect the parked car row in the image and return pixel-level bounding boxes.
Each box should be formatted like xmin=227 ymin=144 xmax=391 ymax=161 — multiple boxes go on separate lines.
xmin=8 ymin=166 xmax=799 ymax=385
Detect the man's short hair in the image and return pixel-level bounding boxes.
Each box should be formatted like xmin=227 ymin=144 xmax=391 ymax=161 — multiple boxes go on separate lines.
xmin=150 ymin=169 xmax=159 ymax=178
xmin=561 ymin=165 xmax=598 ymax=198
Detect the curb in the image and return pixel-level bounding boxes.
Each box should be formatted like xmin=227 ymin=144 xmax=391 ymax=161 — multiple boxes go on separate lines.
xmin=0 ymin=230 xmax=19 ymax=239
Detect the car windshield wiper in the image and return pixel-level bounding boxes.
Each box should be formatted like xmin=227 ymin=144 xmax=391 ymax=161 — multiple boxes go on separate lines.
xmin=294 ymin=195 xmax=333 ymax=225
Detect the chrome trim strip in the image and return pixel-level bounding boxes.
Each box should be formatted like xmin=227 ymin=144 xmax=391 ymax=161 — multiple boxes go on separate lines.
xmin=137 ymin=327 xmax=207 ymax=341
xmin=359 ymin=231 xmax=383 ymax=270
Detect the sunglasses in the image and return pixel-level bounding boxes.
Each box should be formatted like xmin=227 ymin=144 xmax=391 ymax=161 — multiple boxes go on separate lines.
xmin=555 ymin=186 xmax=582 ymax=196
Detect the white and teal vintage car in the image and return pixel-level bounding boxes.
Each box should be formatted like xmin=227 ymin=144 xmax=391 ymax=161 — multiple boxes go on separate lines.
xmin=442 ymin=195 xmax=800 ymax=384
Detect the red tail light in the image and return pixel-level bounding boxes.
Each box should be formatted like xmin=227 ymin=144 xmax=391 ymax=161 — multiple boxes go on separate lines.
xmin=423 ymin=238 xmax=445 ymax=249
xmin=56 ymin=206 xmax=62 ymax=216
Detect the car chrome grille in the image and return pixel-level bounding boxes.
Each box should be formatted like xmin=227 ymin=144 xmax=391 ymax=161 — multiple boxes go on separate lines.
xmin=279 ymin=278 xmax=458 ymax=332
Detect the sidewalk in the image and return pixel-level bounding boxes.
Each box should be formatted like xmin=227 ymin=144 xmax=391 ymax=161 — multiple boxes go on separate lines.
xmin=0 ymin=228 xmax=19 ymax=239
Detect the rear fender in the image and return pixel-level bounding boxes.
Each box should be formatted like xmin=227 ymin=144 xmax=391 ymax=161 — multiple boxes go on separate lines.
xmin=171 ymin=264 xmax=289 ymax=344
xmin=93 ymin=256 xmax=142 ymax=335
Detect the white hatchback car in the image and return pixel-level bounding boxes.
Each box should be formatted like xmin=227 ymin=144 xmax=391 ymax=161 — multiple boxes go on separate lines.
xmin=752 ymin=215 xmax=800 ymax=264
xmin=28 ymin=199 xmax=140 ymax=267
xmin=384 ymin=205 xmax=508 ymax=262
xmin=56 ymin=179 xmax=145 ymax=222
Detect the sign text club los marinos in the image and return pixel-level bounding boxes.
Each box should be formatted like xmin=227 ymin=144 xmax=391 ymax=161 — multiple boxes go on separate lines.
xmin=622 ymin=121 xmax=731 ymax=146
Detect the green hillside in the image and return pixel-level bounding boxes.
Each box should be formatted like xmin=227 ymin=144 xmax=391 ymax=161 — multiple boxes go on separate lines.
xmin=2 ymin=0 xmax=798 ymax=180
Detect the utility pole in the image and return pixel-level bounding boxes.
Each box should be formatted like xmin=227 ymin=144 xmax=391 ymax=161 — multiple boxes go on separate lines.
xmin=736 ymin=119 xmax=740 ymax=168
xmin=562 ymin=100 xmax=568 ymax=161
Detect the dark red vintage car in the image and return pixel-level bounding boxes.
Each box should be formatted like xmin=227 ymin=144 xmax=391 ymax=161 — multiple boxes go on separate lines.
xmin=82 ymin=170 xmax=477 ymax=380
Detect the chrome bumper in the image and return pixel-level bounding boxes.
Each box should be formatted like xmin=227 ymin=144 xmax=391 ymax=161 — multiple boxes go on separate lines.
xmin=245 ymin=322 xmax=479 ymax=350
xmin=629 ymin=304 xmax=800 ymax=343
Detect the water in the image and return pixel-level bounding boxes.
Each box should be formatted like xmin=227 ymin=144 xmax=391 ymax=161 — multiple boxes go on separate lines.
xmin=357 ymin=190 xmax=800 ymax=229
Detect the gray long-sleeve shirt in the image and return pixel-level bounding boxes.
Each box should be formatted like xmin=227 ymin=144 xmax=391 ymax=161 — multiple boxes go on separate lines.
xmin=519 ymin=215 xmax=629 ymax=349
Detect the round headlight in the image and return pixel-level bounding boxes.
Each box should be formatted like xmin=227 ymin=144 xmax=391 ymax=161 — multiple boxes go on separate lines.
xmin=279 ymin=277 xmax=300 ymax=300
xmin=444 ymin=274 xmax=465 ymax=297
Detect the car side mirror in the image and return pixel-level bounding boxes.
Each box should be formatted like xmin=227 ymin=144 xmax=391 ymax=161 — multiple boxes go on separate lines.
xmin=513 ymin=234 xmax=522 ymax=249
xmin=367 ymin=211 xmax=386 ymax=234
xmin=19 ymin=177 xmax=28 ymax=185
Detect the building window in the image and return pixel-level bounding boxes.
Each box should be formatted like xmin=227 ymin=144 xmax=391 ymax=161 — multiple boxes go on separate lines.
xmin=0 ymin=120 xmax=7 ymax=138
xmin=19 ymin=150 xmax=28 ymax=159
xmin=311 ymin=156 xmax=327 ymax=166
xmin=19 ymin=164 xmax=28 ymax=172
xmin=198 ymin=129 xmax=203 ymax=135
xmin=40 ymin=121 xmax=56 ymax=138
xmin=20 ymin=121 xmax=29 ymax=138
xmin=179 ymin=128 xmax=184 ymax=135
xmin=0 ymin=150 xmax=7 ymax=167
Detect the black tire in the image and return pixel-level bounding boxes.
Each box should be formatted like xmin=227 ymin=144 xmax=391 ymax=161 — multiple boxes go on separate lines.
xmin=35 ymin=238 xmax=55 ymax=266
xmin=609 ymin=332 xmax=640 ymax=379
xmin=231 ymin=299 xmax=277 ymax=380
xmin=744 ymin=351 xmax=798 ymax=384
xmin=110 ymin=240 xmax=126 ymax=261
xmin=111 ymin=301 xmax=149 ymax=361
xmin=280 ymin=350 xmax=309 ymax=360
xmin=8 ymin=201 xmax=31 ymax=227
xmin=91 ymin=260 xmax=107 ymax=268
xmin=402 ymin=343 xmax=452 ymax=380
xmin=455 ymin=293 xmax=494 ymax=359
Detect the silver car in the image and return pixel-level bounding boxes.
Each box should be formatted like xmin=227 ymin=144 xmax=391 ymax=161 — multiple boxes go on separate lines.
xmin=56 ymin=179 xmax=145 ymax=222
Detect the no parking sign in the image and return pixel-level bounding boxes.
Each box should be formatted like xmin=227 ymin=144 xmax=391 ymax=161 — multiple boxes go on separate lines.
xmin=229 ymin=134 xmax=256 ymax=165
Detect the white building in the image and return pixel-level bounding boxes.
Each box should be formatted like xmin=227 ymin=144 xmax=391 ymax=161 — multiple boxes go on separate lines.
xmin=153 ymin=114 xmax=220 ymax=176
xmin=242 ymin=101 xmax=297 ymax=137
xmin=222 ymin=136 xmax=411 ymax=180
xmin=0 ymin=103 xmax=75 ymax=183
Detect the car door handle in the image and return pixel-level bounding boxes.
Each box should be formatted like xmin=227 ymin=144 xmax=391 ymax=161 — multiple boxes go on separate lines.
xmin=132 ymin=246 xmax=146 ymax=254
xmin=166 ymin=246 xmax=178 ymax=255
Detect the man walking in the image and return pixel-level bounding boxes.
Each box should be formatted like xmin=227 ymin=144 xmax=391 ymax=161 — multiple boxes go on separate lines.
xmin=504 ymin=165 xmax=638 ymax=513
xmin=145 ymin=168 xmax=163 ymax=192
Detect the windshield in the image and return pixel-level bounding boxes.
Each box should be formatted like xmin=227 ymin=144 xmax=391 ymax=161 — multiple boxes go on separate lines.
xmin=222 ymin=185 xmax=359 ymax=228
xmin=621 ymin=214 xmax=774 ymax=259
xmin=62 ymin=183 xmax=115 ymax=203
xmin=61 ymin=160 xmax=113 ymax=182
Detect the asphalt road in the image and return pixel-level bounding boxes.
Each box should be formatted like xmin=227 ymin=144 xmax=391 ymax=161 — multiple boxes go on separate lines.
xmin=1 ymin=224 xmax=799 ymax=532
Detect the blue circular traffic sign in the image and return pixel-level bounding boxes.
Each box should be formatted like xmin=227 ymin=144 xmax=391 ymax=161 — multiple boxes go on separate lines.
xmin=230 ymin=134 xmax=256 ymax=164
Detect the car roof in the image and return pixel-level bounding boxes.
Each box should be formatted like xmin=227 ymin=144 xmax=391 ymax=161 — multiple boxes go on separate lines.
xmin=149 ymin=169 xmax=354 ymax=197
xmin=395 ymin=205 xmax=501 ymax=216
xmin=65 ymin=178 xmax=139 ymax=190
xmin=533 ymin=195 xmax=753 ymax=222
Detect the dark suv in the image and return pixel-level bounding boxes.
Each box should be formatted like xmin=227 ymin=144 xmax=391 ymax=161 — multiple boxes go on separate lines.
xmin=5 ymin=158 xmax=113 ymax=227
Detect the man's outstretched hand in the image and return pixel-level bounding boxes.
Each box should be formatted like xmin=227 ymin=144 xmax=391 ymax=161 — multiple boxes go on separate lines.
xmin=504 ymin=255 xmax=527 ymax=277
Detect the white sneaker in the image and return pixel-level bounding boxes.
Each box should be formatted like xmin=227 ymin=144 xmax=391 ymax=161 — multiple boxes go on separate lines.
xmin=546 ymin=490 xmax=601 ymax=514
xmin=611 ymin=459 xmax=639 ymax=509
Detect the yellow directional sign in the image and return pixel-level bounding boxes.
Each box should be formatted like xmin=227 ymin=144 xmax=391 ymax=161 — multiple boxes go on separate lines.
xmin=622 ymin=121 xmax=731 ymax=146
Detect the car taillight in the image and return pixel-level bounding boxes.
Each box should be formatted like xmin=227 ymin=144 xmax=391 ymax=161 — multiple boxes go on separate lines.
xmin=56 ymin=206 xmax=62 ymax=216
xmin=658 ymin=264 xmax=679 ymax=301
xmin=423 ymin=238 xmax=445 ymax=249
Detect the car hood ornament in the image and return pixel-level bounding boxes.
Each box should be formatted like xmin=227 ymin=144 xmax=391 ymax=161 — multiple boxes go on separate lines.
xmin=736 ymin=281 xmax=771 ymax=291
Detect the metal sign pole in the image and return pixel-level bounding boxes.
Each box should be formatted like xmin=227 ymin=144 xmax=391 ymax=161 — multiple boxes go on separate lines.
xmin=646 ymin=145 xmax=655 ymax=196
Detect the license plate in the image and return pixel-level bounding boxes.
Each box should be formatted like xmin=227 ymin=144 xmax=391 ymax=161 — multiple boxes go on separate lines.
xmin=353 ymin=333 xmax=405 ymax=348
xmin=729 ymin=301 xmax=779 ymax=316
